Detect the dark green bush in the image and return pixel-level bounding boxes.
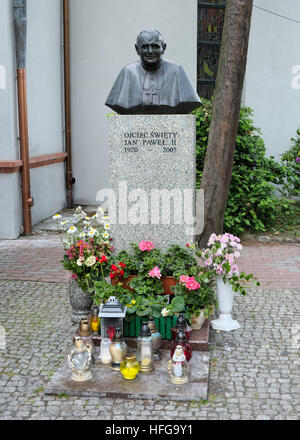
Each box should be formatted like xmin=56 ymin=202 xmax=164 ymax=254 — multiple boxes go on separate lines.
xmin=194 ymin=98 xmax=297 ymax=235
xmin=280 ymin=127 xmax=300 ymax=197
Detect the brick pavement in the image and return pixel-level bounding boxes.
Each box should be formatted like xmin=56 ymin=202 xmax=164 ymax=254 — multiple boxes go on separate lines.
xmin=0 ymin=235 xmax=299 ymax=289
xmin=0 ymin=233 xmax=299 ymax=420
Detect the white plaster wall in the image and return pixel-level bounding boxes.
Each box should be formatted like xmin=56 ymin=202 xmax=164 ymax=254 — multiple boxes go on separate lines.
xmin=245 ymin=0 xmax=300 ymax=159
xmin=27 ymin=0 xmax=66 ymax=225
xmin=0 ymin=0 xmax=21 ymax=239
xmin=69 ymin=0 xmax=198 ymax=205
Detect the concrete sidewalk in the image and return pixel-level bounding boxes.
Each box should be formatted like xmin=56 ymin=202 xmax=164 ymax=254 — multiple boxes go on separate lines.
xmin=0 ymin=232 xmax=299 ymax=420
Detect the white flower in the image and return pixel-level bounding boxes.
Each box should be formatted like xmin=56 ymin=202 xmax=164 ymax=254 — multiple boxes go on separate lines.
xmin=85 ymin=216 xmax=91 ymax=220
xmin=67 ymin=226 xmax=77 ymax=234
xmin=52 ymin=214 xmax=62 ymax=220
xmin=103 ymin=232 xmax=109 ymax=239
xmin=79 ymin=232 xmax=86 ymax=238
xmin=161 ymin=308 xmax=169 ymax=317
xmin=83 ymin=220 xmax=91 ymax=225
xmin=88 ymin=228 xmax=96 ymax=236
xmin=85 ymin=256 xmax=96 ymax=267
xmin=76 ymin=258 xmax=84 ymax=266
xmin=103 ymin=222 xmax=110 ymax=230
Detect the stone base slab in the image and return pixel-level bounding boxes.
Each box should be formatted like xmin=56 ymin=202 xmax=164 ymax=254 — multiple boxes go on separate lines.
xmin=45 ymin=350 xmax=209 ymax=401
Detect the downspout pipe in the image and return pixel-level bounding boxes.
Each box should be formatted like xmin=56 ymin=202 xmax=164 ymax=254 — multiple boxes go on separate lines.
xmin=63 ymin=0 xmax=75 ymax=208
xmin=13 ymin=0 xmax=33 ymax=235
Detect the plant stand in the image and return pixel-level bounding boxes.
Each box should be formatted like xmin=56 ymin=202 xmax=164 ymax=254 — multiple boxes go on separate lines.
xmin=69 ymin=279 xmax=94 ymax=323
xmin=211 ymin=277 xmax=241 ymax=332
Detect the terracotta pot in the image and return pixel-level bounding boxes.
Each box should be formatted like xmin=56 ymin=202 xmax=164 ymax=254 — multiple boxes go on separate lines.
xmin=112 ymin=275 xmax=137 ymax=292
xmin=114 ymin=275 xmax=177 ymax=295
xmin=161 ymin=276 xmax=177 ymax=295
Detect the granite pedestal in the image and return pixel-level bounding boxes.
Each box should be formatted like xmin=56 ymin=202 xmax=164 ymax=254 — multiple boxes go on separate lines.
xmin=108 ymin=115 xmax=196 ymax=252
xmin=45 ymin=350 xmax=209 ymax=401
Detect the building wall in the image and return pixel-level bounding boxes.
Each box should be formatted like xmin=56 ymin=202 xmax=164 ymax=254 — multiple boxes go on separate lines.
xmin=69 ymin=0 xmax=198 ymax=205
xmin=0 ymin=0 xmax=66 ymax=238
xmin=0 ymin=0 xmax=21 ymax=239
xmin=27 ymin=0 xmax=66 ymax=224
xmin=245 ymin=0 xmax=300 ymax=159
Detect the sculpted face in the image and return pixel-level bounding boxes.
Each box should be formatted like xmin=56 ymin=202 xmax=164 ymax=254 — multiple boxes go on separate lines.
xmin=135 ymin=31 xmax=166 ymax=71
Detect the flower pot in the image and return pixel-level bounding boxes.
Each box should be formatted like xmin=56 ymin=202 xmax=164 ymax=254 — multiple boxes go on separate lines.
xmin=161 ymin=276 xmax=177 ymax=295
xmin=211 ymin=277 xmax=241 ymax=331
xmin=112 ymin=275 xmax=137 ymax=292
xmin=69 ymin=279 xmax=94 ymax=323
xmin=191 ymin=310 xmax=206 ymax=330
xmin=114 ymin=275 xmax=177 ymax=295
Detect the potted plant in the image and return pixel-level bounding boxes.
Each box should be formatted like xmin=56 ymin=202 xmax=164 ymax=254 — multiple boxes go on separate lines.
xmin=53 ymin=206 xmax=113 ymax=322
xmin=110 ymin=241 xmax=199 ymax=295
xmin=161 ymin=271 xmax=217 ymax=329
xmin=103 ymin=241 xmax=215 ymax=336
xmin=188 ymin=233 xmax=260 ymax=331
xmin=92 ymin=259 xmax=169 ymax=337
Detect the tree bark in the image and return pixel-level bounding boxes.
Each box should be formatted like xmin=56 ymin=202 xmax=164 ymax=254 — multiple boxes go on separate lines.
xmin=197 ymin=0 xmax=253 ymax=247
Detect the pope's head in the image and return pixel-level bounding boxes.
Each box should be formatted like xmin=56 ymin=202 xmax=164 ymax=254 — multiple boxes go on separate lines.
xmin=135 ymin=29 xmax=166 ymax=71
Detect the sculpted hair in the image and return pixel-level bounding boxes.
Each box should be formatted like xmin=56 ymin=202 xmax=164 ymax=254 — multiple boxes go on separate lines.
xmin=136 ymin=29 xmax=165 ymax=46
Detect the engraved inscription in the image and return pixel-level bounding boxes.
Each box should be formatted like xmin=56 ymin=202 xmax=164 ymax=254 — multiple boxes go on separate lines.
xmin=123 ymin=131 xmax=178 ymax=153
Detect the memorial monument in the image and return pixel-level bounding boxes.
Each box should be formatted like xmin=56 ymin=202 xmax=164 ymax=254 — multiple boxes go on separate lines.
xmin=105 ymin=29 xmax=202 ymax=252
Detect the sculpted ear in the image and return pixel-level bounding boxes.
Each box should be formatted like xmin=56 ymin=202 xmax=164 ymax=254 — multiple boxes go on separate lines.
xmin=162 ymin=43 xmax=167 ymax=53
xmin=135 ymin=44 xmax=140 ymax=55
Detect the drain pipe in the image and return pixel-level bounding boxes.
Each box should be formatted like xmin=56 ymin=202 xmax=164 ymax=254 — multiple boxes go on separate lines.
xmin=63 ymin=0 xmax=75 ymax=208
xmin=13 ymin=0 xmax=33 ymax=235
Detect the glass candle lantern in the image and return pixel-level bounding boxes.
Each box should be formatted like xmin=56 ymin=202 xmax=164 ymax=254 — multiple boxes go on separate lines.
xmin=99 ymin=296 xmax=127 ymax=341
xmin=90 ymin=305 xmax=100 ymax=334
xmin=68 ymin=337 xmax=92 ymax=382
xmin=78 ymin=318 xmax=95 ymax=364
xmin=120 ymin=353 xmax=140 ymax=380
xmin=99 ymin=337 xmax=112 ymax=364
xmin=171 ymin=313 xmax=191 ymax=343
xmin=168 ymin=345 xmax=189 ymax=384
xmin=136 ymin=322 xmax=154 ymax=373
xmin=109 ymin=327 xmax=127 ymax=370
xmin=148 ymin=317 xmax=162 ymax=361
xmin=170 ymin=329 xmax=192 ymax=362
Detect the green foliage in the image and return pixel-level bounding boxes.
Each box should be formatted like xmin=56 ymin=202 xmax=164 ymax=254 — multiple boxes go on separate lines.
xmin=280 ymin=127 xmax=300 ymax=197
xmin=194 ymin=99 xmax=298 ymax=235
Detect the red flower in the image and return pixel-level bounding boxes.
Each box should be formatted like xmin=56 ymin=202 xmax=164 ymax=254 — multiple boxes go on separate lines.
xmin=186 ymin=244 xmax=190 ymax=247
xmin=111 ymin=264 xmax=118 ymax=271
xmin=118 ymin=262 xmax=126 ymax=268
xmin=100 ymin=255 xmax=108 ymax=263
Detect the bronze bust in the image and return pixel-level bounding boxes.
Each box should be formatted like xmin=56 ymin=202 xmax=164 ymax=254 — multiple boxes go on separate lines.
xmin=105 ymin=29 xmax=201 ymax=114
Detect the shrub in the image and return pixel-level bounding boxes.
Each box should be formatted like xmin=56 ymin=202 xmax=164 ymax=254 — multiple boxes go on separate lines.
xmin=280 ymin=127 xmax=300 ymax=197
xmin=194 ymin=99 xmax=297 ymax=235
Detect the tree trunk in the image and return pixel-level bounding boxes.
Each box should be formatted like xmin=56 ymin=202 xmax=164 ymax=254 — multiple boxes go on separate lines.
xmin=197 ymin=0 xmax=253 ymax=247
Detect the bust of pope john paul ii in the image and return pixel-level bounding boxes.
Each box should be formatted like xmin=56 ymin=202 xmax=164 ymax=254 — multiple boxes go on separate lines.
xmin=105 ymin=29 xmax=201 ymax=114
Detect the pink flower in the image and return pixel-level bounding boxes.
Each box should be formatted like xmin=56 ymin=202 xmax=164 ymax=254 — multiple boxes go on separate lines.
xmin=185 ymin=277 xmax=200 ymax=291
xmin=71 ymin=273 xmax=78 ymax=280
xmin=208 ymin=233 xmax=217 ymax=246
xmin=148 ymin=266 xmax=162 ymax=279
xmin=231 ymin=264 xmax=239 ymax=275
xmin=216 ymin=265 xmax=223 ymax=275
xmin=139 ymin=241 xmax=155 ymax=252
xmin=180 ymin=275 xmax=189 ymax=283
xmin=204 ymin=258 xmax=213 ymax=266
